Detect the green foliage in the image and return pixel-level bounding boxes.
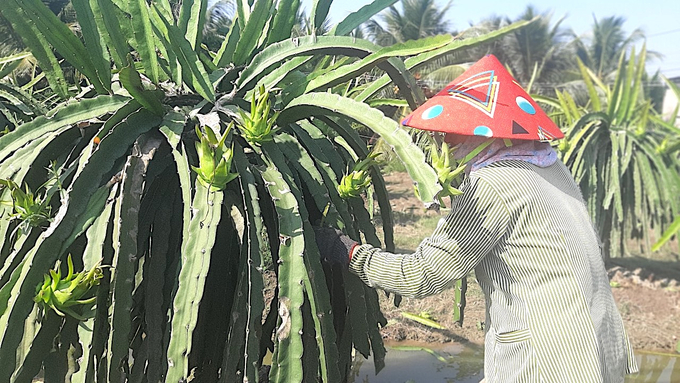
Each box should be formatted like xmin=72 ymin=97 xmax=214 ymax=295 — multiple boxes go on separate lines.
xmin=430 ymin=142 xmax=462 ymax=204
xmin=651 ymin=76 xmax=680 ymax=251
xmin=237 ymin=85 xmax=280 ymax=143
xmin=654 ymin=216 xmax=680 ymax=252
xmin=400 ymin=311 xmax=446 ymax=329
xmin=282 ymin=92 xmax=442 ymax=206
xmin=452 ymin=277 xmax=467 ymax=325
xmin=574 ymin=16 xmax=648 ymax=80
xmin=0 ymin=0 xmax=533 ymax=381
xmin=363 ymin=0 xmax=452 ymax=46
xmin=0 ymin=0 xmax=71 ymax=98
xmin=192 ymin=124 xmax=239 ymax=191
xmin=34 ymin=254 xmax=102 ymax=320
xmin=0 ymin=178 xmax=52 ymax=234
xmin=546 ymin=46 xmax=680 ymax=258
xmin=0 ymin=57 xmax=48 ymax=132
xmin=338 ymin=152 xmax=379 ymax=199
xmin=470 ymin=7 xmax=573 ymax=92
xmin=118 ymin=57 xmax=165 ymax=116
xmin=429 ymin=138 xmax=494 ymax=204
xmin=353 ymin=18 xmax=536 ymax=104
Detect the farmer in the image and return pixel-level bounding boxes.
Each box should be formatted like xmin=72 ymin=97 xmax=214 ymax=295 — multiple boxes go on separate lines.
xmin=315 ymin=55 xmax=638 ymax=382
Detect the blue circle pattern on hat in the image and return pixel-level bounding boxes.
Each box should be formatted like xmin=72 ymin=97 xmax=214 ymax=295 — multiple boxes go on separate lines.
xmin=473 ymin=126 xmax=493 ymax=137
xmin=516 ymin=96 xmax=536 ymax=115
xmin=422 ymin=105 xmax=444 ymax=120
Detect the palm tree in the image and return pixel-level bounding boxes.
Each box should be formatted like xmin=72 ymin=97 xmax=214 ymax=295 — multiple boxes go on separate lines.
xmin=362 ymin=0 xmax=462 ymax=99
xmin=574 ymin=16 xmax=647 ymax=80
xmin=292 ymin=8 xmax=333 ymax=38
xmin=468 ymin=6 xmax=576 ymax=94
xmin=567 ymin=16 xmax=665 ymax=116
xmin=363 ymin=0 xmax=453 ymax=46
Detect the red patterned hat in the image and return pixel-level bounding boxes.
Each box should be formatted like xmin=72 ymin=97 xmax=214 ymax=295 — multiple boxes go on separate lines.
xmin=401 ymin=54 xmax=563 ymax=141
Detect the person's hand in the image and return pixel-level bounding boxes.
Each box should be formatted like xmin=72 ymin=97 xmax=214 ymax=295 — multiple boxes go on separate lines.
xmin=313 ymin=227 xmax=357 ymax=265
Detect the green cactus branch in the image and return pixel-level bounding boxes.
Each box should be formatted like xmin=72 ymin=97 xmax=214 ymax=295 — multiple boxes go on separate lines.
xmin=166 ymin=181 xmax=225 ymax=381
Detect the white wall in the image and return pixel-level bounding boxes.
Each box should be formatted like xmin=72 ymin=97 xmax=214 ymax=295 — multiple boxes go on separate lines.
xmin=662 ymin=77 xmax=680 ymax=127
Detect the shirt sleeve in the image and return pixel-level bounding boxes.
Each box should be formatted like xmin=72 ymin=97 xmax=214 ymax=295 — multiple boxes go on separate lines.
xmin=348 ymin=176 xmax=510 ymax=298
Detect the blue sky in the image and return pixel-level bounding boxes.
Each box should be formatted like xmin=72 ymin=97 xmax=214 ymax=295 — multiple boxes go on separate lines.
xmin=299 ymin=0 xmax=680 ymax=78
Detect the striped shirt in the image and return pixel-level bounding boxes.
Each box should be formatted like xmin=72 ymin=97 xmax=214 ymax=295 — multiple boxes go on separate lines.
xmin=350 ymin=160 xmax=638 ymax=382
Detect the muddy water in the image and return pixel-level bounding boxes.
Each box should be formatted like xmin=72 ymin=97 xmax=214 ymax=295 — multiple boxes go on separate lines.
xmin=629 ymin=351 xmax=680 ymax=382
xmin=350 ymin=342 xmax=680 ymax=383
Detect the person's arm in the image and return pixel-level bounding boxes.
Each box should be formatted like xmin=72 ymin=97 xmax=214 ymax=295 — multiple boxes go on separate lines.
xmin=349 ymin=177 xmax=510 ymax=298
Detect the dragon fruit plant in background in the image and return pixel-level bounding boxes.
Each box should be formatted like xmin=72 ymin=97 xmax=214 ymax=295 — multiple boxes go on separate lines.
xmin=0 ymin=0 xmax=531 ymax=381
xmin=539 ymin=47 xmax=680 ymax=259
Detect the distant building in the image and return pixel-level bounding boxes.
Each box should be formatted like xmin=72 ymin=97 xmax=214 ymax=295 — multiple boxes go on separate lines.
xmin=662 ymin=76 xmax=680 ymax=127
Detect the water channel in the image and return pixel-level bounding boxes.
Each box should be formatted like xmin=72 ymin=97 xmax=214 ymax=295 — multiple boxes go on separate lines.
xmin=349 ymin=342 xmax=680 ymax=382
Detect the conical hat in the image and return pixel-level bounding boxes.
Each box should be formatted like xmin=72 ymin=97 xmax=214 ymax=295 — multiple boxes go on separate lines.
xmin=401 ymin=54 xmax=563 ymax=141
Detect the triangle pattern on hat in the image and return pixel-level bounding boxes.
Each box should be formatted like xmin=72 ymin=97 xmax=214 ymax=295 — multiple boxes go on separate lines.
xmin=446 ymin=70 xmax=499 ymax=118
xmin=537 ymin=126 xmax=556 ymax=141
xmin=512 ymin=121 xmax=529 ymax=135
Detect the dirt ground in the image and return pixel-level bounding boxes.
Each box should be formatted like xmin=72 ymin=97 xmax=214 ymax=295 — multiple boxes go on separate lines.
xmin=375 ymin=172 xmax=680 ymax=354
